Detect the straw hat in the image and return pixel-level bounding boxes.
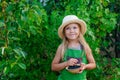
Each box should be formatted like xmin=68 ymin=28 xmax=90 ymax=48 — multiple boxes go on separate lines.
xmin=58 ymin=15 xmax=87 ymax=39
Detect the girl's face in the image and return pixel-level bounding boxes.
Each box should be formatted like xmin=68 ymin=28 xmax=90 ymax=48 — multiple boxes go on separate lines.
xmin=64 ymin=23 xmax=80 ymax=41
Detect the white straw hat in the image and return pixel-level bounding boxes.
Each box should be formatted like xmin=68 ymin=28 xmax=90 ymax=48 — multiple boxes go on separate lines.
xmin=58 ymin=15 xmax=87 ymax=39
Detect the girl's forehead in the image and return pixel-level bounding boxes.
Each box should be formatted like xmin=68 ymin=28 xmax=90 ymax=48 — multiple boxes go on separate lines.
xmin=66 ymin=23 xmax=79 ymax=27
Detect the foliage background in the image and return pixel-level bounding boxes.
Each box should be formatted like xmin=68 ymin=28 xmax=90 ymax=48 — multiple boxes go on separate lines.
xmin=0 ymin=0 xmax=120 ymax=80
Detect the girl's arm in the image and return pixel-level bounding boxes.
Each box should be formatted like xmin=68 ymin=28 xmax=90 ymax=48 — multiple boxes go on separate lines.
xmin=51 ymin=45 xmax=68 ymax=71
xmin=85 ymin=51 xmax=96 ymax=70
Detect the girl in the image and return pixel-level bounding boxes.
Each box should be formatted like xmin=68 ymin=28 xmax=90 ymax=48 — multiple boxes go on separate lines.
xmin=51 ymin=15 xmax=96 ymax=80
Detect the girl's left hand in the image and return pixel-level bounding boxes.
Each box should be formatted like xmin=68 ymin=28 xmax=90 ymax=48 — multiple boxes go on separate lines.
xmin=78 ymin=63 xmax=86 ymax=73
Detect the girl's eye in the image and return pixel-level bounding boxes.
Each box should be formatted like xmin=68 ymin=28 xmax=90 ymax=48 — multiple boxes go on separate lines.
xmin=65 ymin=27 xmax=70 ymax=30
xmin=73 ymin=26 xmax=77 ymax=29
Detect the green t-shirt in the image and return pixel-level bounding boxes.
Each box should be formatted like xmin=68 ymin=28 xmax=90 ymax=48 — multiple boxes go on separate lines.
xmin=58 ymin=48 xmax=88 ymax=80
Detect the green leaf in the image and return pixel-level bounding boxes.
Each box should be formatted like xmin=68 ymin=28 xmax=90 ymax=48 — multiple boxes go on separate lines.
xmin=0 ymin=21 xmax=5 ymax=27
xmin=13 ymin=48 xmax=21 ymax=56
xmin=88 ymin=30 xmax=95 ymax=41
xmin=29 ymin=26 xmax=37 ymax=35
xmin=10 ymin=37 xmax=20 ymax=41
xmin=20 ymin=50 xmax=26 ymax=59
xmin=13 ymin=48 xmax=26 ymax=58
xmin=1 ymin=47 xmax=5 ymax=55
xmin=11 ymin=62 xmax=16 ymax=68
xmin=3 ymin=67 xmax=10 ymax=75
xmin=18 ymin=63 xmax=26 ymax=70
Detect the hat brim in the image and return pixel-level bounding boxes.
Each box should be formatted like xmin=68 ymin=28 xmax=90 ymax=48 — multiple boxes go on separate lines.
xmin=58 ymin=19 xmax=87 ymax=39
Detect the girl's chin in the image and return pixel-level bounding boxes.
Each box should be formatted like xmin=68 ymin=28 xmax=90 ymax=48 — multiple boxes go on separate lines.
xmin=68 ymin=37 xmax=78 ymax=40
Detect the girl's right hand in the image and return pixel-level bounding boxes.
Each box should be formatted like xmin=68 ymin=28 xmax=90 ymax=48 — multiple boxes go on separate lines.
xmin=66 ymin=58 xmax=78 ymax=66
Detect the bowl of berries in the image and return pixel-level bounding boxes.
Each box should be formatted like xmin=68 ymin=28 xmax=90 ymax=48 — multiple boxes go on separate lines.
xmin=66 ymin=57 xmax=82 ymax=73
xmin=66 ymin=64 xmax=81 ymax=73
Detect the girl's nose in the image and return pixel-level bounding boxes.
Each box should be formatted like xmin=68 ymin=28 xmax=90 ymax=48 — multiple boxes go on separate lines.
xmin=70 ymin=28 xmax=74 ymax=32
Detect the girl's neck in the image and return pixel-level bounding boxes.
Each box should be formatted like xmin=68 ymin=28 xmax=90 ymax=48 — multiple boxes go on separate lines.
xmin=67 ymin=40 xmax=81 ymax=50
xmin=68 ymin=38 xmax=79 ymax=43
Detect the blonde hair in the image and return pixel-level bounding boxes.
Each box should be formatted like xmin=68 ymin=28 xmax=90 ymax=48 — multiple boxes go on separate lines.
xmin=60 ymin=24 xmax=91 ymax=59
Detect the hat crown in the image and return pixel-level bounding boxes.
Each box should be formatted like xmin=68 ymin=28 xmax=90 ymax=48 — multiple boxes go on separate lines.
xmin=62 ymin=15 xmax=79 ymax=24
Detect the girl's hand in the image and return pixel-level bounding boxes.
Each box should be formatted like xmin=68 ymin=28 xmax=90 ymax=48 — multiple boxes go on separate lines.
xmin=79 ymin=63 xmax=86 ymax=73
xmin=67 ymin=58 xmax=78 ymax=66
